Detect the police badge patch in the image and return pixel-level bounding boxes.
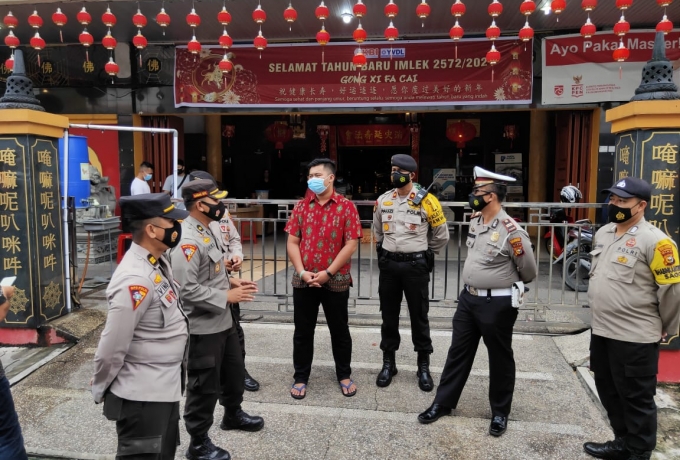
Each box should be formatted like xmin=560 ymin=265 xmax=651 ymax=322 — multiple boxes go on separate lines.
xmin=129 ymin=285 xmax=149 ymax=310
xmin=181 ymin=244 xmax=197 ymax=262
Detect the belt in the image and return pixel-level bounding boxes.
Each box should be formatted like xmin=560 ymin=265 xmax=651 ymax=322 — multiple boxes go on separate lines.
xmin=465 ymin=285 xmax=512 ymax=297
xmin=383 ymin=251 xmax=426 ymax=262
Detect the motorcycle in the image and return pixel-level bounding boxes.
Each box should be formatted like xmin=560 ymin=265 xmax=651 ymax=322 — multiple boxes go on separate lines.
xmin=553 ymin=220 xmax=594 ymax=292
xmin=543 ymin=207 xmax=575 ymax=260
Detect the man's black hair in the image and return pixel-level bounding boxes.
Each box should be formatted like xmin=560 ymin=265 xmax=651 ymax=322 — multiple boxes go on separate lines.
xmin=307 ymin=158 xmax=336 ymax=175
xmin=140 ymin=161 xmax=154 ymax=170
xmin=491 ymin=184 xmax=507 ymax=202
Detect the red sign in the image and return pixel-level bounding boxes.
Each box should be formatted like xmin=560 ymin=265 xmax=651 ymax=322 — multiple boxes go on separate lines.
xmin=174 ymin=38 xmax=533 ymax=108
xmin=337 ymin=125 xmax=411 ymax=147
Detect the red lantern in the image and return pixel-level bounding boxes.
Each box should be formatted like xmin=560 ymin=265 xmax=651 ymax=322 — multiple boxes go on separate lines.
xmin=614 ymin=15 xmax=630 ymax=36
xmin=450 ymin=21 xmax=464 ymax=59
xmin=219 ymin=54 xmax=233 ymax=73
xmin=446 ymin=120 xmax=476 ymax=154
xmin=284 ymin=3 xmax=297 ymax=26
xmin=218 ymin=7 xmax=232 ymax=26
xmin=52 ymin=8 xmax=67 ymax=42
xmin=254 ymin=30 xmax=267 ymax=58
xmin=105 ymin=57 xmax=119 ymax=78
xmin=186 ymin=8 xmax=200 ymax=28
xmin=133 ymin=30 xmax=147 ymax=50
xmin=4 ymin=30 xmax=20 ymax=49
xmin=316 ymin=2 xmax=330 ymax=20
xmin=451 ymin=0 xmax=466 ymax=17
xmin=156 ymin=8 xmax=170 ymax=35
xmin=580 ymin=18 xmax=596 ymax=38
xmin=519 ymin=21 xmax=534 ymax=42
xmin=133 ymin=9 xmax=147 ymax=28
xmin=102 ymin=31 xmax=117 ymax=50
xmin=385 ymin=22 xmax=398 ymax=41
xmin=79 ymin=29 xmax=93 ymax=62
xmin=385 ymin=0 xmax=399 ymax=18
xmin=657 ymin=15 xmax=673 ymax=34
xmin=353 ymin=24 xmax=367 ymax=43
xmin=5 ymin=55 xmax=14 ymax=72
xmin=353 ymin=48 xmax=367 ymax=69
xmin=219 ymin=30 xmax=233 ymax=49
xmin=3 ymin=11 xmax=18 ymax=29
xmin=316 ymin=25 xmax=330 ymax=63
xmin=354 ymin=1 xmax=367 ymax=18
xmin=488 ymin=0 xmax=503 ymax=17
xmin=253 ymin=4 xmax=267 ymax=24
xmin=28 ymin=10 xmax=43 ymax=29
xmin=486 ymin=44 xmax=501 ymax=81
xmin=188 ymin=35 xmax=201 ymax=55
xmin=30 ymin=31 xmax=45 ymax=64
xmin=582 ymin=0 xmax=597 ymax=11
xmin=265 ymin=121 xmax=293 ymax=155
xmin=486 ymin=21 xmax=500 ymax=41
xmin=657 ymin=0 xmax=673 ymax=6
xmin=616 ymin=0 xmax=633 ymax=10
xmin=416 ymin=1 xmax=430 ymax=27
xmin=520 ymin=0 xmax=536 ymax=15
xmin=102 ymin=7 xmax=116 ymax=28
xmin=551 ymin=0 xmax=566 ymax=14
xmin=77 ymin=7 xmax=91 ymax=25
xmin=612 ymin=39 xmax=629 ymax=79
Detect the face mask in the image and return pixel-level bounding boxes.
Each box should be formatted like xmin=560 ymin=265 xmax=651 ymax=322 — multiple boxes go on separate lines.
xmin=153 ymin=221 xmax=182 ymax=249
xmin=144 ymin=174 xmax=153 ymax=181
xmin=468 ymin=192 xmax=490 ymax=212
xmin=391 ymin=171 xmax=411 ymax=188
xmin=308 ymin=177 xmax=329 ymax=195
xmin=177 ymin=168 xmax=184 ymax=175
xmin=200 ymin=200 xmax=226 ymax=221
xmin=608 ymin=202 xmax=641 ymax=224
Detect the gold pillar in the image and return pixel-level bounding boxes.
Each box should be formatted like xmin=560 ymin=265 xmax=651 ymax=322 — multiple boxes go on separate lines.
xmin=527 ymin=110 xmax=549 ymax=238
xmin=205 ymin=115 xmax=222 ymax=182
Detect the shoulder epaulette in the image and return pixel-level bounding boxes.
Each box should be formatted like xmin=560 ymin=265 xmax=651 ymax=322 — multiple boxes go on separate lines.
xmin=502 ymin=218 xmax=517 ymax=233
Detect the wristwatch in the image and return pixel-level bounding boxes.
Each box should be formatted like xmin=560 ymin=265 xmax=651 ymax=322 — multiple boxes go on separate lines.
xmin=325 ymin=269 xmax=333 ymax=278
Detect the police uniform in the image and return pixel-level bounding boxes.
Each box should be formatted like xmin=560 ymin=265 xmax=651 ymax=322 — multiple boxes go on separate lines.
xmin=92 ymin=193 xmax=189 ymax=460
xmin=169 ymin=179 xmax=263 ymax=460
xmin=584 ymin=178 xmax=680 ymax=460
xmin=418 ymin=167 xmax=537 ymax=436
xmin=373 ymin=154 xmax=450 ymax=391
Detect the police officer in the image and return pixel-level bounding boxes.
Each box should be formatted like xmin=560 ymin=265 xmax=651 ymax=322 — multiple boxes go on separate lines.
xmin=373 ymin=154 xmax=450 ymax=391
xmin=91 ymin=193 xmax=189 ymax=460
xmin=418 ymin=167 xmax=537 ymax=437
xmin=170 ymin=179 xmax=263 ymax=460
xmin=583 ymin=177 xmax=680 ymax=460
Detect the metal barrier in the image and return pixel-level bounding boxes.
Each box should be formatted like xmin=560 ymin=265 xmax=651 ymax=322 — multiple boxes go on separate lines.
xmin=227 ymin=199 xmax=604 ymax=325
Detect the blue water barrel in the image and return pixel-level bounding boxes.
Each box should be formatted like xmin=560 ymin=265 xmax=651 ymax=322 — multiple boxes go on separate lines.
xmin=58 ymin=135 xmax=90 ymax=208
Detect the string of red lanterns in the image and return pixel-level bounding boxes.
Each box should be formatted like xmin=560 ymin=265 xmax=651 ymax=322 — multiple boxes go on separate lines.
xmin=132 ymin=8 xmax=148 ymax=67
xmin=316 ymin=2 xmax=330 ymax=64
xmin=613 ymin=0 xmax=631 ymax=79
xmin=384 ymin=1 xmax=399 ymax=61
xmin=28 ymin=10 xmax=45 ymax=66
xmin=3 ymin=11 xmax=19 ymax=70
xmin=486 ymin=1 xmax=502 ymax=82
xmin=253 ymin=2 xmax=267 ymax=58
xmin=102 ymin=6 xmax=118 ymax=80
xmin=353 ymin=1 xmax=367 ymax=70
xmin=217 ymin=4 xmax=233 ymax=76
xmin=518 ymin=1 xmax=535 ymax=49
xmin=76 ymin=6 xmax=93 ymax=63
xmin=580 ymin=1 xmax=597 ymax=39
xmin=186 ymin=4 xmax=201 ymax=60
xmin=449 ymin=1 xmax=466 ymax=60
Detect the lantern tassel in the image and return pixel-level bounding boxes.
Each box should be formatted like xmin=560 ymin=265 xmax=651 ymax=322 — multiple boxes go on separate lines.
xmin=86 ymin=50 xmax=89 ymax=62
xmin=37 ymin=53 xmax=41 ymax=67
xmin=619 ymin=65 xmax=622 ymax=80
xmin=139 ymin=52 xmax=142 ymax=67
xmin=455 ymin=44 xmax=458 ymax=60
xmin=59 ymin=30 xmax=63 ymax=43
xmin=492 ymin=68 xmax=495 ymax=82
xmin=322 ymin=49 xmax=325 ymax=65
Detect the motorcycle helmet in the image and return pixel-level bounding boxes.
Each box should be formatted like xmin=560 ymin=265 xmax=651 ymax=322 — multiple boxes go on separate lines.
xmin=560 ymin=185 xmax=582 ymax=203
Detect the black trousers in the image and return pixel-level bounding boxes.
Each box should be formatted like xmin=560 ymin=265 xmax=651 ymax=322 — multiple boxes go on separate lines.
xmin=293 ymin=287 xmax=352 ymax=383
xmin=184 ymin=328 xmax=245 ymax=437
xmin=590 ymin=334 xmax=659 ymax=452
xmin=103 ymin=394 xmax=179 ymax=460
xmin=378 ymin=257 xmax=433 ymax=353
xmin=232 ymin=303 xmax=246 ymax=359
xmin=434 ymin=290 xmax=519 ymax=417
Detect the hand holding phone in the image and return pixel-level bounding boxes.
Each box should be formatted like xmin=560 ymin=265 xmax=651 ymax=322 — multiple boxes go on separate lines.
xmin=0 ymin=276 xmax=16 ymax=287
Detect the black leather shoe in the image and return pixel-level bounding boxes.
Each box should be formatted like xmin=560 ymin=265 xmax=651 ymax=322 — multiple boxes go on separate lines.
xmin=186 ymin=434 xmax=231 ymax=460
xmin=244 ymin=369 xmax=260 ymax=392
xmin=627 ymin=450 xmax=652 ymax=460
xmin=220 ymin=409 xmax=264 ymax=432
xmin=583 ymin=438 xmax=629 ymax=460
xmin=376 ymin=351 xmax=398 ymax=387
xmin=417 ymin=353 xmax=434 ymax=392
xmin=489 ymin=416 xmax=508 ymax=437
xmin=417 ymin=403 xmax=452 ymax=424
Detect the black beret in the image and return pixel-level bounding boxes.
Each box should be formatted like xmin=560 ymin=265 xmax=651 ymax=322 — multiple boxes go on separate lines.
xmin=182 ymin=178 xmax=228 ymax=203
xmin=120 ymin=193 xmax=188 ymax=221
xmin=602 ymin=177 xmax=652 ymax=202
xmin=391 ymin=154 xmax=417 ymax=172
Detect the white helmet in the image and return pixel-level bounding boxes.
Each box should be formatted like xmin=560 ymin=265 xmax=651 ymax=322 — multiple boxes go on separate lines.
xmin=560 ymin=185 xmax=582 ymax=203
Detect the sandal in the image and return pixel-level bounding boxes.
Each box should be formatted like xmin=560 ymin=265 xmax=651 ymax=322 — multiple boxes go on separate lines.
xmin=290 ymin=383 xmax=307 ymax=400
xmin=339 ymin=379 xmax=357 ymax=397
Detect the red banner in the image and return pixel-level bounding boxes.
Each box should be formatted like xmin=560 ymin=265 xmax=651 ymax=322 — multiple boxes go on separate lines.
xmin=174 ymin=38 xmax=533 ymax=108
xmin=337 ymin=125 xmax=411 ymax=147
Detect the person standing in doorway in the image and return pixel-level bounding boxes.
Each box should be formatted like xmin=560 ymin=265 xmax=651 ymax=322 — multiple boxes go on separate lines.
xmin=130 ymin=161 xmax=154 ymax=195
xmin=162 ymin=159 xmax=189 ymax=210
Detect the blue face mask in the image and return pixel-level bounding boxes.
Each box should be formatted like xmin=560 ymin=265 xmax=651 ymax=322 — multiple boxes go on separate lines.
xmin=144 ymin=174 xmax=153 ymax=181
xmin=308 ymin=177 xmax=329 ymax=195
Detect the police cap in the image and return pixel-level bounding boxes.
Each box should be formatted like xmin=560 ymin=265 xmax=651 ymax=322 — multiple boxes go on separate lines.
xmin=182 ymin=178 xmax=228 ymax=204
xmin=602 ymin=177 xmax=652 ymax=202
xmin=473 ymin=166 xmax=516 ymax=189
xmin=120 ymin=193 xmax=189 ymax=221
xmin=391 ymin=154 xmax=418 ymax=172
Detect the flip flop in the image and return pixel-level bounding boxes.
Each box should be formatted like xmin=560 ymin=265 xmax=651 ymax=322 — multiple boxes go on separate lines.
xmin=290 ymin=383 xmax=307 ymax=400
xmin=339 ymin=379 xmax=357 ymax=397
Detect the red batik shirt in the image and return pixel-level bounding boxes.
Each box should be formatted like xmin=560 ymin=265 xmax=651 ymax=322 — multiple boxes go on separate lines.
xmin=284 ymin=190 xmax=363 ymax=292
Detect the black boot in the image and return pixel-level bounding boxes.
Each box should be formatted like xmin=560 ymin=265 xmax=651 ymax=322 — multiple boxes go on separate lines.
xmin=376 ymin=351 xmax=398 ymax=387
xmin=220 ymin=408 xmax=264 ymax=432
xmin=627 ymin=449 xmax=652 ymax=460
xmin=583 ymin=437 xmax=629 ymax=460
xmin=417 ymin=352 xmax=434 ymax=392
xmin=244 ymin=369 xmax=260 ymax=392
xmin=185 ymin=434 xmax=231 ymax=460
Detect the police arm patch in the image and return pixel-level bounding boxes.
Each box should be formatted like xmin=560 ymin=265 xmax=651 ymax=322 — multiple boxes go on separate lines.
xmin=181 ymin=244 xmax=198 ymax=262
xmin=510 ymin=237 xmax=524 ymax=256
xmin=650 ymin=239 xmax=680 ymax=285
xmin=422 ymin=195 xmax=447 ymax=228
xmin=129 ymin=285 xmax=149 ymax=310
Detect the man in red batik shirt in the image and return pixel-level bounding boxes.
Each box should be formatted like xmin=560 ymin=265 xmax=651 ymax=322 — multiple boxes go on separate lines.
xmin=285 ymin=158 xmax=363 ymax=400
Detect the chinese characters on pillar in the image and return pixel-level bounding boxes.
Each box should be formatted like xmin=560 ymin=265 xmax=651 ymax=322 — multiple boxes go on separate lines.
xmin=644 ymin=136 xmax=679 ymax=242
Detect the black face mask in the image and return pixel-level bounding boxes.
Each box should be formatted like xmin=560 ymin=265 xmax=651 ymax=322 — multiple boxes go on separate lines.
xmin=391 ymin=171 xmax=411 ymax=188
xmin=468 ymin=192 xmax=490 ymax=212
xmin=153 ymin=221 xmax=182 ymax=249
xmin=201 ymin=200 xmax=226 ymax=221
xmin=177 ymin=168 xmax=184 ymax=175
xmin=608 ymin=202 xmax=641 ymax=224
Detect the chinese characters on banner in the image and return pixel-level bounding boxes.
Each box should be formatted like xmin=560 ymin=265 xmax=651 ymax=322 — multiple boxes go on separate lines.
xmin=337 ymin=125 xmax=411 ymax=147
xmin=175 ymin=39 xmax=533 ymax=108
